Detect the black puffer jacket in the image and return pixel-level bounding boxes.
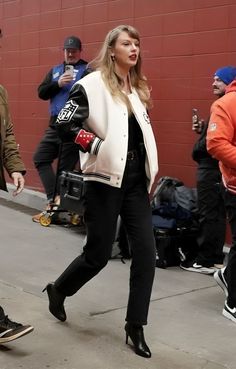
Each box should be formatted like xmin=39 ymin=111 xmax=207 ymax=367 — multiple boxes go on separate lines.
xmin=192 ymin=119 xmax=219 ymax=169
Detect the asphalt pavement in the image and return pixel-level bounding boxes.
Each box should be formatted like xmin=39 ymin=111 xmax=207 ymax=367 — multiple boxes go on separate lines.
xmin=0 ymin=187 xmax=235 ymax=369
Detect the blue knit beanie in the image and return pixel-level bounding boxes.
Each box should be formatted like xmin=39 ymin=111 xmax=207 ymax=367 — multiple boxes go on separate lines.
xmin=214 ymin=66 xmax=236 ymax=85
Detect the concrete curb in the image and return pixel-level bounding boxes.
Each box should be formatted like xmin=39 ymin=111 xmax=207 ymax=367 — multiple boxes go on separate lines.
xmin=0 ymin=183 xmax=47 ymax=211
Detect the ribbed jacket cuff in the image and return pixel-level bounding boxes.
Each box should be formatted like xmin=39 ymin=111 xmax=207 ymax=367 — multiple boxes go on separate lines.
xmin=90 ymin=137 xmax=103 ymax=155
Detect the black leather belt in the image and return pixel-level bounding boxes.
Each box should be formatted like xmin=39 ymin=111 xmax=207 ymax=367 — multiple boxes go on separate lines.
xmin=127 ymin=150 xmax=138 ymax=161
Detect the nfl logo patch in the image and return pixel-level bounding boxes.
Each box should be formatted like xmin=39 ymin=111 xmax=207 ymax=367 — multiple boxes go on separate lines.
xmin=57 ymin=100 xmax=78 ymax=123
xmin=209 ymin=122 xmax=217 ymax=131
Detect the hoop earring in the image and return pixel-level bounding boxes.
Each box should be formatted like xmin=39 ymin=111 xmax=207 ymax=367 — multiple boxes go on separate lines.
xmin=111 ymin=54 xmax=115 ymax=61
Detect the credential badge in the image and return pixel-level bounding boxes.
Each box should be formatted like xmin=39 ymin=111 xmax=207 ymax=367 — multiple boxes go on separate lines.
xmin=53 ymin=72 xmax=60 ymax=79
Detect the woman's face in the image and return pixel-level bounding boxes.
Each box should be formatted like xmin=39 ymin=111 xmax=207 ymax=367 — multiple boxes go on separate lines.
xmin=111 ymin=31 xmax=140 ymax=72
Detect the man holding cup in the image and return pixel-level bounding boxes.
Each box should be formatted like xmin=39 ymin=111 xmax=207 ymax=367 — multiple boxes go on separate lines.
xmin=33 ymin=36 xmax=88 ymax=222
xmin=181 ymin=66 xmax=236 ymax=274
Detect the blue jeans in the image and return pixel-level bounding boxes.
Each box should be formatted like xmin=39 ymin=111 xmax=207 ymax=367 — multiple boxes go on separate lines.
xmin=55 ymin=154 xmax=156 ymax=325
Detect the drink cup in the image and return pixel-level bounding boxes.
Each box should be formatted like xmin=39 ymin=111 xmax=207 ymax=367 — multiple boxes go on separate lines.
xmin=65 ymin=65 xmax=74 ymax=77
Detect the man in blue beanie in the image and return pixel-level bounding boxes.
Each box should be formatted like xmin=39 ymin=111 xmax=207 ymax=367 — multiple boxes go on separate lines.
xmin=181 ymin=66 xmax=236 ymax=274
xmin=214 ymin=66 xmax=236 ymax=85
xmin=208 ymin=67 xmax=236 ymax=323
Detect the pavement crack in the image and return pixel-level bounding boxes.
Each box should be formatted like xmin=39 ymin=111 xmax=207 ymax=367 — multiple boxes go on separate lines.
xmin=151 ymin=284 xmax=215 ymax=303
xmin=89 ymin=306 xmax=126 ymax=316
xmin=89 ymin=285 xmax=215 ymax=316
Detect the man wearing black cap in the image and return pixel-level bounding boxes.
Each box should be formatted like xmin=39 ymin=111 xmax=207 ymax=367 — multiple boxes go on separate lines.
xmin=181 ymin=66 xmax=236 ymax=274
xmin=33 ymin=36 xmax=88 ymax=222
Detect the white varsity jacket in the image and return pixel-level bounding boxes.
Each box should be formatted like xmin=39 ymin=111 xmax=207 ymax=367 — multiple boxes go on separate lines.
xmin=56 ymin=71 xmax=158 ymax=193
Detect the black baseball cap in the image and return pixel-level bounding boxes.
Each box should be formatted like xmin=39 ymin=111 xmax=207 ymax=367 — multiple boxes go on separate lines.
xmin=63 ymin=36 xmax=82 ymax=50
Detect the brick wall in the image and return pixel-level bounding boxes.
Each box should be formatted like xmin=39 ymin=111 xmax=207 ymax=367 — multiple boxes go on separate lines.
xmin=0 ymin=0 xmax=235 ymax=193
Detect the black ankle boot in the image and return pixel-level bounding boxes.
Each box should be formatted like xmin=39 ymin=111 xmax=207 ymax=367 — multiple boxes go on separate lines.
xmin=125 ymin=322 xmax=151 ymax=358
xmin=42 ymin=283 xmax=66 ymax=322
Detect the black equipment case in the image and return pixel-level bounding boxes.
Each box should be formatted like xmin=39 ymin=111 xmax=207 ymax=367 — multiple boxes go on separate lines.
xmin=60 ymin=171 xmax=85 ymax=215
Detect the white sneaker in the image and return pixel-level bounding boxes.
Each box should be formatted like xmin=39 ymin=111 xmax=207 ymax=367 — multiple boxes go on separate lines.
xmin=214 ymin=267 xmax=228 ymax=297
xmin=223 ymin=301 xmax=236 ymax=323
xmin=180 ymin=262 xmax=215 ymax=275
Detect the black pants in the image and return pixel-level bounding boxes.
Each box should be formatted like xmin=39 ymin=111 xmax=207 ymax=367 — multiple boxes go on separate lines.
xmin=33 ymin=127 xmax=80 ymax=202
xmin=54 ymin=155 xmax=156 ymax=325
xmin=222 ymin=188 xmax=236 ymax=307
xmin=0 ymin=306 xmax=5 ymax=320
xmin=195 ymin=168 xmax=226 ymax=266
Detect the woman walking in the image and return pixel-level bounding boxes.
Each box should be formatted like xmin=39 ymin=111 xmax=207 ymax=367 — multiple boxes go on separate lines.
xmin=44 ymin=25 xmax=158 ymax=358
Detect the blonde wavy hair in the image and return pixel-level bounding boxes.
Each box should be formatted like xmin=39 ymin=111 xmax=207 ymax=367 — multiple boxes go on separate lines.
xmin=89 ymin=25 xmax=152 ymax=110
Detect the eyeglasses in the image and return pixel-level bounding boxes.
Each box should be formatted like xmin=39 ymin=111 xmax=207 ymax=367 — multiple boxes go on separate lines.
xmin=65 ymin=49 xmax=80 ymax=54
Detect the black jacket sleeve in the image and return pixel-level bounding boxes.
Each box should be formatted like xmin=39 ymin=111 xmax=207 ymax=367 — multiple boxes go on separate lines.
xmin=192 ymin=119 xmax=210 ymax=162
xmin=55 ymin=83 xmax=89 ymax=144
xmin=38 ymin=69 xmax=61 ymax=100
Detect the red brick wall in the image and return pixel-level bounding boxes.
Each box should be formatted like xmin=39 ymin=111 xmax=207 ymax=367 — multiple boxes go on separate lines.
xmin=0 ymin=0 xmax=235 ymax=193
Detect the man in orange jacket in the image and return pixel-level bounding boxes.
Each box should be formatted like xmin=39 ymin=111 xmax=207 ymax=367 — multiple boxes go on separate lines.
xmin=180 ymin=66 xmax=236 ymax=274
xmin=207 ymin=74 xmax=236 ymax=323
